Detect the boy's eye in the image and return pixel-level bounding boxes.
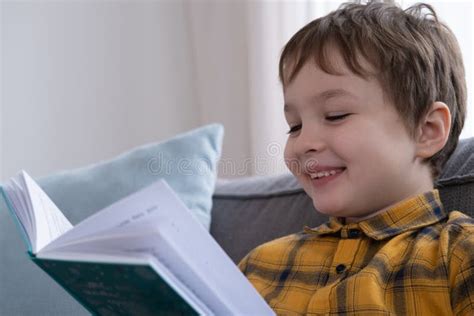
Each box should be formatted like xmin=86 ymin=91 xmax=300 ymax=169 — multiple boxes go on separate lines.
xmin=287 ymin=124 xmax=302 ymax=134
xmin=326 ymin=113 xmax=351 ymax=121
xmin=286 ymin=114 xmax=350 ymax=134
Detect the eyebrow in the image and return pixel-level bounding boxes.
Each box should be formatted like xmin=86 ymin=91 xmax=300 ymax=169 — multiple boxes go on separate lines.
xmin=284 ymin=88 xmax=356 ymax=112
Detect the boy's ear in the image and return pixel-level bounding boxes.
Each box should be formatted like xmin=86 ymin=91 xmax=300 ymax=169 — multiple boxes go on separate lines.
xmin=415 ymin=101 xmax=451 ymax=159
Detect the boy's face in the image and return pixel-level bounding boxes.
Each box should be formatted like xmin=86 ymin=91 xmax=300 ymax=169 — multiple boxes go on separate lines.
xmin=283 ymin=49 xmax=433 ymax=221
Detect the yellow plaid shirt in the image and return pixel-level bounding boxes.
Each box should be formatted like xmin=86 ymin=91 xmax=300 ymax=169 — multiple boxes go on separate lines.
xmin=238 ymin=190 xmax=474 ymax=315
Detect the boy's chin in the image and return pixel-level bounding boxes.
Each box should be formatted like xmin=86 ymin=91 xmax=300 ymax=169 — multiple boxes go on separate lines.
xmin=303 ymin=184 xmax=352 ymax=217
xmin=312 ymin=200 xmax=347 ymax=218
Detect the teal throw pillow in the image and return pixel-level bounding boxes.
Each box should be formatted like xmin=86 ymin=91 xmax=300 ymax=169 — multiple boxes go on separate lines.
xmin=38 ymin=123 xmax=224 ymax=229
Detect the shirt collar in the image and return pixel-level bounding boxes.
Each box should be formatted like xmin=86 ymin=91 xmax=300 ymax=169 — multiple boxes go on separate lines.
xmin=304 ymin=189 xmax=447 ymax=240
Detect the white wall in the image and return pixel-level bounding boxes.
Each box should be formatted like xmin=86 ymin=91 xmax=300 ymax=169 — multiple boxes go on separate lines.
xmin=1 ymin=1 xmax=472 ymax=181
xmin=186 ymin=1 xmax=253 ymax=178
xmin=1 ymin=1 xmax=200 ymax=180
xmin=0 ymin=1 xmax=4 ymax=181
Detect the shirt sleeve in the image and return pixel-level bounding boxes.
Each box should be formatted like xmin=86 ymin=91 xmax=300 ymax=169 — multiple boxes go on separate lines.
xmin=450 ymin=233 xmax=474 ymax=315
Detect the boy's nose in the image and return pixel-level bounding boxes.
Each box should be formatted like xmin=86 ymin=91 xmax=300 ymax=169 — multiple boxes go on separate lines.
xmin=294 ymin=126 xmax=326 ymax=156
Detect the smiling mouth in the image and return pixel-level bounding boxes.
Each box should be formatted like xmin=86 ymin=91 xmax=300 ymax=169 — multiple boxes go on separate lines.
xmin=308 ymin=167 xmax=346 ymax=189
xmin=309 ymin=167 xmax=346 ymax=180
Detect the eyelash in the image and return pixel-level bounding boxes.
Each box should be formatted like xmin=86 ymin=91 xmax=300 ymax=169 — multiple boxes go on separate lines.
xmin=287 ymin=125 xmax=302 ymax=134
xmin=326 ymin=113 xmax=350 ymax=121
xmin=286 ymin=114 xmax=351 ymax=134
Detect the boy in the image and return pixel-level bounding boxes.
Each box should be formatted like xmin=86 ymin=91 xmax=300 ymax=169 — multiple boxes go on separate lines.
xmin=238 ymin=1 xmax=473 ymax=315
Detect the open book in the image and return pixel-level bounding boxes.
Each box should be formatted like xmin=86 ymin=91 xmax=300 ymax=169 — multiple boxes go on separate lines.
xmin=2 ymin=171 xmax=274 ymax=315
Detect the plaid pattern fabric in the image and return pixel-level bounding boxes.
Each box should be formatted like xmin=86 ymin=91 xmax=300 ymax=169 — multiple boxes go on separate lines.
xmin=239 ymin=190 xmax=474 ymax=315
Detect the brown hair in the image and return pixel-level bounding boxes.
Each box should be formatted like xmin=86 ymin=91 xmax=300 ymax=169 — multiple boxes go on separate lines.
xmin=279 ymin=0 xmax=466 ymax=181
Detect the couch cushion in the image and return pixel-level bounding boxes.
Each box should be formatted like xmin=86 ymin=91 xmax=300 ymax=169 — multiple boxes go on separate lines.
xmin=0 ymin=124 xmax=223 ymax=316
xmin=436 ymin=137 xmax=474 ymax=217
xmin=211 ymin=137 xmax=474 ymax=264
xmin=211 ymin=173 xmax=322 ymax=264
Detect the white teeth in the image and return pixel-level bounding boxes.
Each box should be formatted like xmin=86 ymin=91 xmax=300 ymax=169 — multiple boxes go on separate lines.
xmin=310 ymin=169 xmax=339 ymax=179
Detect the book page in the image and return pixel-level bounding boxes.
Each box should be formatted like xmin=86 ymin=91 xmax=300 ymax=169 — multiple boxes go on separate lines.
xmin=11 ymin=178 xmax=35 ymax=235
xmin=41 ymin=180 xmax=275 ymax=316
xmin=42 ymin=181 xmax=170 ymax=250
xmin=2 ymin=179 xmax=34 ymax=249
xmin=20 ymin=171 xmax=73 ymax=253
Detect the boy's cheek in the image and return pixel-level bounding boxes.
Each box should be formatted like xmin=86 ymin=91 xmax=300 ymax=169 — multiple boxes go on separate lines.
xmin=284 ymin=149 xmax=302 ymax=175
xmin=285 ymin=159 xmax=298 ymax=176
xmin=284 ymin=156 xmax=309 ymax=192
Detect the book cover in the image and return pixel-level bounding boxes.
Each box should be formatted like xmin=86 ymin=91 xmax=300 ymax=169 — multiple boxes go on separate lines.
xmin=2 ymin=170 xmax=275 ymax=316
xmin=31 ymin=256 xmax=198 ymax=315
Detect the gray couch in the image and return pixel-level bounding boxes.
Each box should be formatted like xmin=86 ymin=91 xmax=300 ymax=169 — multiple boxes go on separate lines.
xmin=1 ymin=137 xmax=473 ymax=315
